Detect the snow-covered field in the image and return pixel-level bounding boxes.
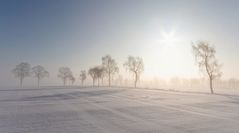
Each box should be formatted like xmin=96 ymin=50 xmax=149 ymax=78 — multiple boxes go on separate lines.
xmin=0 ymin=86 xmax=239 ymax=133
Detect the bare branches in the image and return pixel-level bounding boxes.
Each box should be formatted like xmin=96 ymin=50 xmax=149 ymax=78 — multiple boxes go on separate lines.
xmin=12 ymin=62 xmax=31 ymax=87
xmin=88 ymin=67 xmax=98 ymax=86
xmin=69 ymin=75 xmax=75 ymax=85
xmin=102 ymin=55 xmax=119 ymax=87
xmin=88 ymin=66 xmax=105 ymax=87
xmin=79 ymin=70 xmax=87 ymax=86
xmin=192 ymin=41 xmax=222 ymax=93
xmin=124 ymin=56 xmax=144 ymax=88
xmin=58 ymin=67 xmax=73 ymax=86
xmin=32 ymin=65 xmax=49 ymax=88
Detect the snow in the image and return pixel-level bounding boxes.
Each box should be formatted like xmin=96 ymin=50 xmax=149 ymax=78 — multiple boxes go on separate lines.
xmin=0 ymin=87 xmax=239 ymax=133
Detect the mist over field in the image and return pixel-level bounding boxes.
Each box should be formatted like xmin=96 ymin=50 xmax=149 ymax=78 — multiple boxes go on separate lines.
xmin=1 ymin=0 xmax=239 ymax=133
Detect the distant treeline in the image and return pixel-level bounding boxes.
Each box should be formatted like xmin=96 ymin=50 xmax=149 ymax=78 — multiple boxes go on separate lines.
xmin=12 ymin=41 xmax=228 ymax=94
xmin=12 ymin=55 xmax=144 ymax=89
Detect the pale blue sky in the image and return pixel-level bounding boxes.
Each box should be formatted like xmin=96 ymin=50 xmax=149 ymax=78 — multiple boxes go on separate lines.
xmin=1 ymin=0 xmax=239 ymax=86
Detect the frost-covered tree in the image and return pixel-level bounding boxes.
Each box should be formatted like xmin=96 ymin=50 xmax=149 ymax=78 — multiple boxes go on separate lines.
xmin=192 ymin=41 xmax=222 ymax=94
xmin=94 ymin=66 xmax=105 ymax=87
xmin=79 ymin=70 xmax=87 ymax=86
xmin=32 ymin=65 xmax=49 ymax=88
xmin=12 ymin=62 xmax=31 ymax=87
xmin=102 ymin=55 xmax=119 ymax=87
xmin=88 ymin=66 xmax=105 ymax=87
xmin=88 ymin=67 xmax=97 ymax=86
xmin=100 ymin=67 xmax=106 ymax=85
xmin=58 ymin=67 xmax=72 ymax=86
xmin=69 ymin=75 xmax=75 ymax=85
xmin=124 ymin=56 xmax=144 ymax=88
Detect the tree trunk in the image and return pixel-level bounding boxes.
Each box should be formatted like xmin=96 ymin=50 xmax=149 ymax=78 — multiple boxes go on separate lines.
xmin=20 ymin=77 xmax=23 ymax=88
xmin=205 ymin=58 xmax=214 ymax=94
xmin=98 ymin=78 xmax=100 ymax=87
xmin=93 ymin=79 xmax=95 ymax=87
xmin=81 ymin=80 xmax=83 ymax=87
xmin=134 ymin=73 xmax=137 ymax=88
xmin=134 ymin=72 xmax=138 ymax=88
xmin=63 ymin=78 xmax=66 ymax=87
xmin=38 ymin=78 xmax=40 ymax=88
xmin=108 ymin=73 xmax=111 ymax=87
xmin=210 ymin=77 xmax=214 ymax=94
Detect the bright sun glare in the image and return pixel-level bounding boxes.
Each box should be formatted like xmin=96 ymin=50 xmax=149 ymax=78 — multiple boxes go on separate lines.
xmin=144 ymin=30 xmax=188 ymax=79
xmin=160 ymin=31 xmax=178 ymax=45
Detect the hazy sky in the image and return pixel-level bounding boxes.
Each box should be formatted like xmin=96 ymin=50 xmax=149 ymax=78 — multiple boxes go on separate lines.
xmin=1 ymin=0 xmax=239 ymax=87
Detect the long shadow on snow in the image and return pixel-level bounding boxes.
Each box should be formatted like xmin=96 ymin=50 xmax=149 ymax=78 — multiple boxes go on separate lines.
xmin=0 ymin=86 xmax=92 ymax=92
xmin=0 ymin=89 xmax=126 ymax=102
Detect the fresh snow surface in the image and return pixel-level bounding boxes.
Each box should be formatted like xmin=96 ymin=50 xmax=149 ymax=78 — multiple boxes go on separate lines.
xmin=0 ymin=87 xmax=239 ymax=133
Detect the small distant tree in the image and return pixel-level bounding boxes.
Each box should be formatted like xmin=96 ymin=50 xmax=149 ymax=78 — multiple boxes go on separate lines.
xmin=12 ymin=62 xmax=31 ymax=87
xmin=102 ymin=55 xmax=119 ymax=87
xmin=69 ymin=75 xmax=75 ymax=85
xmin=94 ymin=66 xmax=105 ymax=87
xmin=58 ymin=67 xmax=72 ymax=86
xmin=32 ymin=65 xmax=49 ymax=88
xmin=124 ymin=56 xmax=144 ymax=88
xmin=88 ymin=67 xmax=97 ymax=86
xmin=100 ymin=67 xmax=106 ymax=86
xmin=192 ymin=41 xmax=222 ymax=94
xmin=79 ymin=70 xmax=87 ymax=86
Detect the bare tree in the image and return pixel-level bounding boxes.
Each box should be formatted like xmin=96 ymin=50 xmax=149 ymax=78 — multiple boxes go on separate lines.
xmin=79 ymin=70 xmax=87 ymax=86
xmin=124 ymin=56 xmax=144 ymax=88
xmin=58 ymin=67 xmax=72 ymax=86
xmin=192 ymin=41 xmax=222 ymax=94
xmin=94 ymin=66 xmax=105 ymax=87
xmin=100 ymin=67 xmax=106 ymax=86
xmin=88 ymin=67 xmax=97 ymax=86
xmin=69 ymin=75 xmax=75 ymax=85
xmin=102 ymin=55 xmax=119 ymax=87
xmin=32 ymin=65 xmax=49 ymax=88
xmin=12 ymin=62 xmax=31 ymax=87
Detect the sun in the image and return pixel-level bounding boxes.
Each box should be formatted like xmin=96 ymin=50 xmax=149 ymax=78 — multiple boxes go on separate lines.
xmin=160 ymin=31 xmax=178 ymax=45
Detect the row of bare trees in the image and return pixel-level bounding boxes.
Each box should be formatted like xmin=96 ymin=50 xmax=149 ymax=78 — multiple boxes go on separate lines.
xmin=12 ymin=55 xmax=144 ymax=88
xmin=57 ymin=67 xmax=74 ymax=86
xmin=87 ymin=55 xmax=144 ymax=88
xmin=12 ymin=63 xmax=87 ymax=87
xmin=85 ymin=41 xmax=221 ymax=94
xmin=88 ymin=66 xmax=105 ymax=87
xmin=12 ymin=40 xmax=222 ymax=94
xmin=12 ymin=63 xmax=49 ymax=88
xmin=55 ymin=55 xmax=144 ymax=87
xmin=57 ymin=68 xmax=88 ymax=87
